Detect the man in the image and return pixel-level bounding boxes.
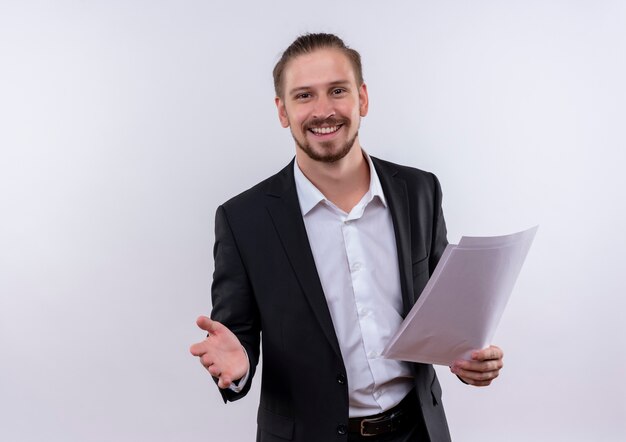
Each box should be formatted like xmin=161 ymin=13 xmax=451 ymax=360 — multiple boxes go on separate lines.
xmin=190 ymin=33 xmax=504 ymax=441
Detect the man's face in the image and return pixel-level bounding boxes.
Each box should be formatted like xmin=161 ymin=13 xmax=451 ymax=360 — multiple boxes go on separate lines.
xmin=275 ymin=48 xmax=369 ymax=163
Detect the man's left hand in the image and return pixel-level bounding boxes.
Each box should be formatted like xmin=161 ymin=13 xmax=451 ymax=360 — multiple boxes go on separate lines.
xmin=450 ymin=345 xmax=504 ymax=387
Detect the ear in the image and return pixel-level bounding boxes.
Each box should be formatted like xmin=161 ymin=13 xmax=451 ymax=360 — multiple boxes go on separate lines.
xmin=358 ymin=83 xmax=369 ymax=117
xmin=275 ymin=96 xmax=290 ymax=128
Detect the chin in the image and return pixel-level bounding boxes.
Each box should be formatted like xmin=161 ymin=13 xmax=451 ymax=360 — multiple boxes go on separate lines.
xmin=305 ymin=144 xmax=352 ymax=164
xmin=293 ymin=129 xmax=358 ymax=164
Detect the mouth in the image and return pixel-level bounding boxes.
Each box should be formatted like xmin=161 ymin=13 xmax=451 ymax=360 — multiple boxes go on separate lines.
xmin=308 ymin=124 xmax=343 ymax=137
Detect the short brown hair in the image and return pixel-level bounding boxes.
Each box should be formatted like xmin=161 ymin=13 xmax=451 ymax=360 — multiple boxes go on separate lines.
xmin=273 ymin=33 xmax=364 ymax=98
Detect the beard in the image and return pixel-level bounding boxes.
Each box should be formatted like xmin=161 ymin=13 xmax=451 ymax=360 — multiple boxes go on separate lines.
xmin=291 ymin=116 xmax=360 ymax=164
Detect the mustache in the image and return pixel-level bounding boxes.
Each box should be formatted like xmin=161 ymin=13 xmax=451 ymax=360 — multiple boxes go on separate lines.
xmin=305 ymin=117 xmax=347 ymax=129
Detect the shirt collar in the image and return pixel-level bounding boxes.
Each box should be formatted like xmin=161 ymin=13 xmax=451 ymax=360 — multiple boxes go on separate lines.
xmin=293 ymin=151 xmax=387 ymax=216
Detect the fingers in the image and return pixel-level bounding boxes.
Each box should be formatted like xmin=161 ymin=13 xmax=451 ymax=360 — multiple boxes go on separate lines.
xmin=201 ymin=359 xmax=230 ymax=388
xmin=454 ymin=358 xmax=503 ymax=373
xmin=199 ymin=354 xmax=222 ymax=378
xmin=200 ymin=353 xmax=214 ymax=368
xmin=190 ymin=317 xmax=208 ymax=356
xmin=189 ymin=317 xmax=222 ymax=356
xmin=451 ymin=365 xmax=501 ymax=386
xmin=451 ymin=345 xmax=504 ymax=387
xmin=189 ymin=341 xmax=205 ymax=356
xmin=196 ymin=316 xmax=222 ymax=334
xmin=471 ymin=345 xmax=503 ymax=362
xmin=217 ymin=375 xmax=232 ymax=389
xmin=207 ymin=363 xmax=221 ymax=377
xmin=205 ymin=362 xmax=233 ymax=389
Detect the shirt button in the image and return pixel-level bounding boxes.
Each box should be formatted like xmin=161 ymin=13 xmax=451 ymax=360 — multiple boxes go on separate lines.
xmin=336 ymin=374 xmax=346 ymax=385
xmin=337 ymin=424 xmax=347 ymax=435
xmin=353 ymin=262 xmax=362 ymax=271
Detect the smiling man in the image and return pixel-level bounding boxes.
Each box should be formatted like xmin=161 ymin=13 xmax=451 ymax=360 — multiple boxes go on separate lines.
xmin=190 ymin=33 xmax=504 ymax=442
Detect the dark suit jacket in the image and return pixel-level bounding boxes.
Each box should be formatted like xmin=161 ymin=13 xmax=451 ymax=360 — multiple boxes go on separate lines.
xmin=210 ymin=157 xmax=452 ymax=442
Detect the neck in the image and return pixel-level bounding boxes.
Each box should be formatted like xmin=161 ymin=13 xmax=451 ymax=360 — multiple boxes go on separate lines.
xmin=296 ymin=141 xmax=370 ymax=213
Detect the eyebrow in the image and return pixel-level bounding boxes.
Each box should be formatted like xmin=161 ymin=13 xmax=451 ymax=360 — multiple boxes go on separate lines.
xmin=288 ymin=80 xmax=352 ymax=96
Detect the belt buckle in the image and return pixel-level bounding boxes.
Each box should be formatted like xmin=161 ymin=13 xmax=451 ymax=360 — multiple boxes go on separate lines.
xmin=359 ymin=416 xmax=381 ymax=437
xmin=360 ymin=410 xmax=402 ymax=437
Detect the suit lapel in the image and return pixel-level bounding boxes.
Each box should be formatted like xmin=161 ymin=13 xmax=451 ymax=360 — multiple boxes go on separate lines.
xmin=264 ymin=161 xmax=343 ymax=360
xmin=372 ymin=158 xmax=416 ymax=316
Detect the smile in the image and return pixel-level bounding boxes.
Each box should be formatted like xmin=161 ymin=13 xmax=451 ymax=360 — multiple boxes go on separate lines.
xmin=309 ymin=125 xmax=342 ymax=135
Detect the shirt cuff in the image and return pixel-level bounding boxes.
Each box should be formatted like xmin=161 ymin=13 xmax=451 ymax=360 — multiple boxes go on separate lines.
xmin=227 ymin=346 xmax=250 ymax=393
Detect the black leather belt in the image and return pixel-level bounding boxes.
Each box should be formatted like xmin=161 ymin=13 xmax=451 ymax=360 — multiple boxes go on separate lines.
xmin=348 ymin=392 xmax=417 ymax=437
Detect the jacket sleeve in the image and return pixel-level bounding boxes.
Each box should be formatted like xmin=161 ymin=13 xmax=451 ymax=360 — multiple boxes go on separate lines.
xmin=210 ymin=205 xmax=261 ymax=402
xmin=428 ymin=173 xmax=449 ymax=272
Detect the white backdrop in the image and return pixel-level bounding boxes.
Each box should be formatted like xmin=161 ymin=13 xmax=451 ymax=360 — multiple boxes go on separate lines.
xmin=1 ymin=1 xmax=625 ymax=441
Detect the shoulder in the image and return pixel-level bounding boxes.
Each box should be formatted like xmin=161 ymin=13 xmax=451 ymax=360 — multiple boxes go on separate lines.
xmin=219 ymin=159 xmax=294 ymax=214
xmin=371 ymin=156 xmax=442 ymax=194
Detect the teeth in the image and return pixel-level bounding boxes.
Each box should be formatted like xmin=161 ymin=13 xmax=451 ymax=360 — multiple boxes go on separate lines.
xmin=310 ymin=125 xmax=340 ymax=135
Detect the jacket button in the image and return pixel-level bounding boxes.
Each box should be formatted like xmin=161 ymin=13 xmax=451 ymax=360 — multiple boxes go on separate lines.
xmin=336 ymin=424 xmax=347 ymax=435
xmin=336 ymin=374 xmax=346 ymax=385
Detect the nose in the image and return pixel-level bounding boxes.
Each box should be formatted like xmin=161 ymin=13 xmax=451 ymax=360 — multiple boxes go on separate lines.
xmin=312 ymin=95 xmax=335 ymax=120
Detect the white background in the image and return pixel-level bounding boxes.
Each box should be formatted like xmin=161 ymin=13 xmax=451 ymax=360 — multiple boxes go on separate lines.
xmin=1 ymin=1 xmax=625 ymax=441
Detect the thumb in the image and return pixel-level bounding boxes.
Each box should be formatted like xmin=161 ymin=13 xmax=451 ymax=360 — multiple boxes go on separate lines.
xmin=196 ymin=316 xmax=222 ymax=334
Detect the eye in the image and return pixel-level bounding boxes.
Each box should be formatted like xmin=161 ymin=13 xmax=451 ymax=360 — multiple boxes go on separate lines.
xmin=295 ymin=92 xmax=311 ymax=100
xmin=331 ymin=88 xmax=346 ymax=95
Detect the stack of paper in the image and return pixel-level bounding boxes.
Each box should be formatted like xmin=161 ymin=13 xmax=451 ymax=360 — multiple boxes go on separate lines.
xmin=382 ymin=226 xmax=538 ymax=366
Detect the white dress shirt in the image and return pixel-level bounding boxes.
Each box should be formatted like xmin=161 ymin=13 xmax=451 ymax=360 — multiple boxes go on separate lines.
xmin=293 ymin=153 xmax=413 ymax=417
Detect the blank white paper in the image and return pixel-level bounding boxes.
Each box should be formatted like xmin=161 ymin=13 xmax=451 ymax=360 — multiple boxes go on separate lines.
xmin=382 ymin=226 xmax=538 ymax=366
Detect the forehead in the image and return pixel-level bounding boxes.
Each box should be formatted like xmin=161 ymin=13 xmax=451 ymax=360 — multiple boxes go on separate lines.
xmin=282 ymin=48 xmax=357 ymax=91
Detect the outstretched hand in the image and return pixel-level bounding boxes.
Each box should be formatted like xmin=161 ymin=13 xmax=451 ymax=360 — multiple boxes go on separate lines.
xmin=450 ymin=345 xmax=504 ymax=387
xmin=189 ymin=316 xmax=249 ymax=389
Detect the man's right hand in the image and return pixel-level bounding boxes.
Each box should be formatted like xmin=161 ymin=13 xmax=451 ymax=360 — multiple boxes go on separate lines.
xmin=189 ymin=316 xmax=249 ymax=389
